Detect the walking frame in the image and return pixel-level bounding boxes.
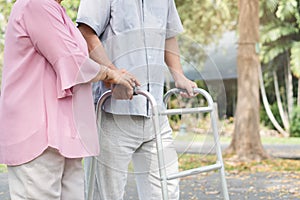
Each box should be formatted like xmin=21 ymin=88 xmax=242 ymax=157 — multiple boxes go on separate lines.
xmin=86 ymin=87 xmax=230 ymax=200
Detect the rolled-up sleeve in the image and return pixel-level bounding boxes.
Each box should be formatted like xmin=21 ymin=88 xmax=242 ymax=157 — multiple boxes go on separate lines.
xmin=166 ymin=0 xmax=184 ymax=39
xmin=22 ymin=0 xmax=100 ymax=98
xmin=76 ymin=0 xmax=111 ymax=37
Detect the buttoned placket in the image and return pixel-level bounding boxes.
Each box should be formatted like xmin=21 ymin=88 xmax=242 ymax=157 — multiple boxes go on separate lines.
xmin=139 ymin=0 xmax=151 ymax=116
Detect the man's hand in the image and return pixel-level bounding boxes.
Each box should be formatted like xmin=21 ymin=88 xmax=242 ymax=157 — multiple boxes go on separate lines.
xmin=111 ymin=84 xmax=135 ymax=100
xmin=173 ymin=72 xmax=197 ymax=98
xmin=107 ymin=69 xmax=140 ymax=100
xmin=106 ymin=69 xmax=140 ymax=100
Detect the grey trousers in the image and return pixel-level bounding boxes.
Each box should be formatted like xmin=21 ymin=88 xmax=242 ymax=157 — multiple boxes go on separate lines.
xmin=85 ymin=112 xmax=179 ymax=200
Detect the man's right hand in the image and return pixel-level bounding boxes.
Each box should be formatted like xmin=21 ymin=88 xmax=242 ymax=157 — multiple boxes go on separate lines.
xmin=106 ymin=69 xmax=140 ymax=100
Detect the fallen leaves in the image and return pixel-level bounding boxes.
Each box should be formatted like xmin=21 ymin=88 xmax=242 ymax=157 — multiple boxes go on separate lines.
xmin=178 ymin=154 xmax=300 ymax=173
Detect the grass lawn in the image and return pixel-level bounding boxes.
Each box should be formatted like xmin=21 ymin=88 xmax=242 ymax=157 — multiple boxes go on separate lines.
xmin=0 ymin=164 xmax=7 ymax=173
xmin=178 ymin=154 xmax=300 ymax=172
xmin=173 ymin=132 xmax=300 ymax=145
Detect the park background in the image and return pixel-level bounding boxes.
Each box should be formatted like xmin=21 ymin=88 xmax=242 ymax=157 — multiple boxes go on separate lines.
xmin=0 ymin=0 xmax=300 ymax=199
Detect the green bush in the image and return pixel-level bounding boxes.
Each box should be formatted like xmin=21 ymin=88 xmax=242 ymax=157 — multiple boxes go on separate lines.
xmin=260 ymin=103 xmax=284 ymax=129
xmin=290 ymin=106 xmax=300 ymax=137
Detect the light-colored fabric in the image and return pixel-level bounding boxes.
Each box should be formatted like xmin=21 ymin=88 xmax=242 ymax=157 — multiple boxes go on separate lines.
xmin=0 ymin=0 xmax=101 ymax=165
xmin=8 ymin=148 xmax=84 ymax=200
xmin=77 ymin=0 xmax=184 ymax=116
xmin=85 ymin=112 xmax=179 ymax=200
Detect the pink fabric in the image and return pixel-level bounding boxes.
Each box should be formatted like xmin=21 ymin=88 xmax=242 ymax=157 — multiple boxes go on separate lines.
xmin=0 ymin=0 xmax=100 ymax=165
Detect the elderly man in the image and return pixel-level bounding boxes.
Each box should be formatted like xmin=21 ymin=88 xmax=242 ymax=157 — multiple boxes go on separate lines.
xmin=77 ymin=1 xmax=197 ymax=199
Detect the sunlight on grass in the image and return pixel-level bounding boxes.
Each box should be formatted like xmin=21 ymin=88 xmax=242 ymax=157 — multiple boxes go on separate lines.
xmin=173 ymin=132 xmax=300 ymax=145
xmin=0 ymin=164 xmax=7 ymax=173
xmin=178 ymin=154 xmax=300 ymax=172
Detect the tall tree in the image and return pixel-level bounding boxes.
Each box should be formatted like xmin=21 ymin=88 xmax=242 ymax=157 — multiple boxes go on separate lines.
xmin=259 ymin=0 xmax=300 ymax=135
xmin=226 ymin=0 xmax=269 ymax=160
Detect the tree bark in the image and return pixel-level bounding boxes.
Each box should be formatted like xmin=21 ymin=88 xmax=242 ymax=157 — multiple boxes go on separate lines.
xmin=226 ymin=0 xmax=269 ymax=161
xmin=285 ymin=54 xmax=293 ymax=119
xmin=273 ymin=71 xmax=289 ymax=133
xmin=298 ymin=79 xmax=300 ymax=106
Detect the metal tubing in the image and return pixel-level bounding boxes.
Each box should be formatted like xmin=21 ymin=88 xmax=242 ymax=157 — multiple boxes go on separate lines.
xmin=163 ymin=88 xmax=214 ymax=106
xmin=167 ymin=163 xmax=222 ymax=180
xmin=86 ymin=157 xmax=96 ymax=200
xmin=134 ymin=89 xmax=169 ymax=200
xmin=210 ymin=103 xmax=230 ymax=200
xmin=160 ymin=107 xmax=212 ymax=115
xmin=86 ymin=91 xmax=112 ymax=200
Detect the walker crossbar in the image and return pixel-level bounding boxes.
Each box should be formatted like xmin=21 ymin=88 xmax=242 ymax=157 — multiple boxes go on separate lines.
xmin=160 ymin=107 xmax=212 ymax=115
xmin=167 ymin=162 xmax=223 ymax=180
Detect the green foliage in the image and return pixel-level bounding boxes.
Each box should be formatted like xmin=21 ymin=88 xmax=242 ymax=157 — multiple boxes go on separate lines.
xmin=260 ymin=103 xmax=284 ymax=129
xmin=61 ymin=0 xmax=80 ymax=22
xmin=0 ymin=0 xmax=15 ymax=46
xmin=290 ymin=42 xmax=300 ymax=77
xmin=0 ymin=0 xmax=16 ymax=82
xmin=260 ymin=0 xmax=300 ymax=78
xmin=290 ymin=106 xmax=300 ymax=137
xmin=276 ymin=0 xmax=298 ymax=21
xmin=260 ymin=23 xmax=298 ymax=44
xmin=176 ymin=0 xmax=238 ymax=45
xmin=0 ymin=164 xmax=7 ymax=173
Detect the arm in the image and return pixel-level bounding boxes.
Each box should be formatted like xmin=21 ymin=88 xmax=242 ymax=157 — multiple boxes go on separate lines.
xmin=78 ymin=23 xmax=117 ymax=70
xmin=78 ymin=23 xmax=140 ymax=99
xmin=165 ymin=37 xmax=197 ymax=97
xmin=22 ymin=0 xmax=136 ymax=98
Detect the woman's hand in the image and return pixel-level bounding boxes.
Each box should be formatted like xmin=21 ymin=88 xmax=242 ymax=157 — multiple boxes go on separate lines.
xmin=106 ymin=69 xmax=140 ymax=100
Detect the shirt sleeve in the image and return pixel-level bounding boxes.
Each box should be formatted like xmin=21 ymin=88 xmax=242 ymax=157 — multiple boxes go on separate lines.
xmin=76 ymin=0 xmax=111 ymax=37
xmin=21 ymin=0 xmax=100 ymax=98
xmin=166 ymin=0 xmax=184 ymax=39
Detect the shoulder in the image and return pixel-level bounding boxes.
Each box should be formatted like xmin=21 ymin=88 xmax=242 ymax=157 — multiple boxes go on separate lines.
xmin=23 ymin=0 xmax=63 ymax=15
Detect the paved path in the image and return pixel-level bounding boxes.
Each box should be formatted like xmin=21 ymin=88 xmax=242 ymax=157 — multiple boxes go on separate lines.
xmin=1 ymin=171 xmax=300 ymax=200
xmin=1 ymin=142 xmax=300 ymax=200
xmin=124 ymin=171 xmax=300 ymax=200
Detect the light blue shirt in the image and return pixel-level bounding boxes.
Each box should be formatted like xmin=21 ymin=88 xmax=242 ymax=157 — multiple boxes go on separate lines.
xmin=77 ymin=0 xmax=183 ymax=116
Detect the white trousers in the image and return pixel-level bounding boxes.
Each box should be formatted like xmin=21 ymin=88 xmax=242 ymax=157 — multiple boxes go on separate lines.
xmin=8 ymin=147 xmax=84 ymax=200
xmin=86 ymin=112 xmax=179 ymax=200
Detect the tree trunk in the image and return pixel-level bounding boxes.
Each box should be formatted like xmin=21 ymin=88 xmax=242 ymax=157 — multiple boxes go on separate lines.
xmin=273 ymin=71 xmax=289 ymax=133
xmin=258 ymin=66 xmax=289 ymax=137
xmin=297 ymin=78 xmax=300 ymax=107
xmin=285 ymin=54 xmax=293 ymax=119
xmin=226 ymin=0 xmax=269 ymax=161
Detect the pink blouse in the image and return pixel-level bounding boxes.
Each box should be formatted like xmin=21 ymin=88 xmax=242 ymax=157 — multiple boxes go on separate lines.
xmin=0 ymin=0 xmax=100 ymax=165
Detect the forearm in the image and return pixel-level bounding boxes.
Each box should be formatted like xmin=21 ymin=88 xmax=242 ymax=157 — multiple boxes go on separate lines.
xmin=89 ymin=65 xmax=109 ymax=83
xmin=165 ymin=37 xmax=197 ymax=96
xmin=78 ymin=23 xmax=117 ymax=70
xmin=165 ymin=37 xmax=184 ymax=80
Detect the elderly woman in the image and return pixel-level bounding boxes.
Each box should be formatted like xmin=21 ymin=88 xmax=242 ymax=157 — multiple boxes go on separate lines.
xmin=0 ymin=0 xmax=139 ymax=199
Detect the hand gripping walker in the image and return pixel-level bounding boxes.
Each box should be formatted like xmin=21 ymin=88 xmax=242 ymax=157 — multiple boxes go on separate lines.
xmin=86 ymin=87 xmax=230 ymax=200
